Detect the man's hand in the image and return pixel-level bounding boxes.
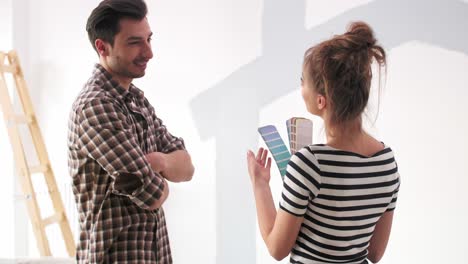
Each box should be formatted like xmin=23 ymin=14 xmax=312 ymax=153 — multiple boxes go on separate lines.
xmin=145 ymin=152 xmax=167 ymax=175
xmin=145 ymin=150 xmax=194 ymax=182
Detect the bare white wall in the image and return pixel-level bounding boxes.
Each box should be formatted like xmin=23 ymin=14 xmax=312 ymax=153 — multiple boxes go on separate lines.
xmin=1 ymin=0 xmax=467 ymax=263
xmin=0 ymin=0 xmax=15 ymax=259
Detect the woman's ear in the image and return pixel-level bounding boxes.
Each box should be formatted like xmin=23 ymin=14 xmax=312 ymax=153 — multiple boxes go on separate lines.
xmin=317 ymin=94 xmax=326 ymax=110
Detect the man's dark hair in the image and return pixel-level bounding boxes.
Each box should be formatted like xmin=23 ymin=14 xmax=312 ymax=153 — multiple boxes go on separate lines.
xmin=86 ymin=0 xmax=148 ymax=53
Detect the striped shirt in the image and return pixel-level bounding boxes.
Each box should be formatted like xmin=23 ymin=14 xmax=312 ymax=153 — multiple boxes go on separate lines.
xmin=68 ymin=64 xmax=185 ymax=263
xmin=280 ymin=144 xmax=400 ymax=264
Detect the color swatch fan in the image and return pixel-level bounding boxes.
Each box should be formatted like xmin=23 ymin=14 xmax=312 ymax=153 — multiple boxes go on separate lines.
xmin=286 ymin=117 xmax=313 ymax=155
xmin=258 ymin=117 xmax=313 ymax=179
xmin=258 ymin=125 xmax=291 ymax=178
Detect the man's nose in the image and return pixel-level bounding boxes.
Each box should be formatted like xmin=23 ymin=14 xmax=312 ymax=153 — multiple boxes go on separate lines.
xmin=143 ymin=41 xmax=153 ymax=59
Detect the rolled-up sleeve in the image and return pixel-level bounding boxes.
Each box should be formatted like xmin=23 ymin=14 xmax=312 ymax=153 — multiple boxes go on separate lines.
xmin=78 ymin=98 xmax=164 ymax=210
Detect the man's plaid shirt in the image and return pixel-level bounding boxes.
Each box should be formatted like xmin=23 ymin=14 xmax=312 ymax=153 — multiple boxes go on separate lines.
xmin=68 ymin=64 xmax=184 ymax=263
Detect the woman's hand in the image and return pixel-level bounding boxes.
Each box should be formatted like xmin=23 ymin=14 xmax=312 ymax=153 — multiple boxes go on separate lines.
xmin=247 ymin=147 xmax=272 ymax=186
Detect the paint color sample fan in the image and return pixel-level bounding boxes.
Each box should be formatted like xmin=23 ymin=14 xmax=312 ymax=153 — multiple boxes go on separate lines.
xmin=258 ymin=125 xmax=291 ymax=178
xmin=258 ymin=117 xmax=313 ymax=178
xmin=286 ymin=117 xmax=313 ymax=155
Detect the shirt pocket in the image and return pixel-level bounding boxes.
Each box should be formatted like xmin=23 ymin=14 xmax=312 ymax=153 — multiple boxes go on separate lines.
xmin=143 ymin=110 xmax=158 ymax=153
xmin=126 ymin=101 xmax=151 ymax=153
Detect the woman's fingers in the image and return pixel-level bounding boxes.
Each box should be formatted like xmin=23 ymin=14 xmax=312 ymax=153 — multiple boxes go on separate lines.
xmin=251 ymin=147 xmax=270 ymax=168
xmin=256 ymin=148 xmax=263 ymax=161
xmin=266 ymin=157 xmax=272 ymax=169
xmin=262 ymin=149 xmax=268 ymax=165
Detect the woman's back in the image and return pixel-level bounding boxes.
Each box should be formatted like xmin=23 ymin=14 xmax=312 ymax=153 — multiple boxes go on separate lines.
xmin=280 ymin=144 xmax=400 ymax=263
xmin=246 ymin=21 xmax=398 ymax=264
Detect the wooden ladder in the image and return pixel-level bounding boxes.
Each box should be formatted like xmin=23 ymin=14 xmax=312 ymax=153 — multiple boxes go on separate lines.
xmin=0 ymin=50 xmax=75 ymax=257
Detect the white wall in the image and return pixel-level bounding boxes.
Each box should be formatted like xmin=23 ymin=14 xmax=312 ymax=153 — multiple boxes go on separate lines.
xmin=1 ymin=0 xmax=467 ymax=263
xmin=0 ymin=0 xmax=15 ymax=259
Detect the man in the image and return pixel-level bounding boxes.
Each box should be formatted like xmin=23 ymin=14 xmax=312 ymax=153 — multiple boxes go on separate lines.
xmin=68 ymin=0 xmax=194 ymax=263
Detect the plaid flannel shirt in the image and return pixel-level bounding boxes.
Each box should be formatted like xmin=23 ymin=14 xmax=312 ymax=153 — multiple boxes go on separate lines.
xmin=68 ymin=64 xmax=184 ymax=263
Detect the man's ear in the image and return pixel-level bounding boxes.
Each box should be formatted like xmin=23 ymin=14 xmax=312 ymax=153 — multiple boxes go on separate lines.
xmin=317 ymin=94 xmax=326 ymax=110
xmin=95 ymin=39 xmax=109 ymax=56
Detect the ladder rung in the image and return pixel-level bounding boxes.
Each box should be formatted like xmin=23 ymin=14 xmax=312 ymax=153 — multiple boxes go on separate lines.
xmin=43 ymin=212 xmax=64 ymax=227
xmin=1 ymin=64 xmax=17 ymax=73
xmin=29 ymin=164 xmax=49 ymax=174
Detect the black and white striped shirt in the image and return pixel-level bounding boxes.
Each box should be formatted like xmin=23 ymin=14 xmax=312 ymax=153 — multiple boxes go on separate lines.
xmin=280 ymin=144 xmax=400 ymax=264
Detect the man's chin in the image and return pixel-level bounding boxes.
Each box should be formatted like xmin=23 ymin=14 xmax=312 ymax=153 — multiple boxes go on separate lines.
xmin=131 ymin=72 xmax=146 ymax=79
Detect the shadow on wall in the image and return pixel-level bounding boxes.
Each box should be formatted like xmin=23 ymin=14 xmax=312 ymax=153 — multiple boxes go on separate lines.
xmin=189 ymin=0 xmax=468 ymax=263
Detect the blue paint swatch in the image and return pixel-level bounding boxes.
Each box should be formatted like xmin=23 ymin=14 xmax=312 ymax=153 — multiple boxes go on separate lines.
xmin=258 ymin=125 xmax=291 ymax=178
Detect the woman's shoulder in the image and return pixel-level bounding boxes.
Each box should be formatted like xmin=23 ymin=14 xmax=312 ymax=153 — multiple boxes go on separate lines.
xmin=305 ymin=143 xmax=394 ymax=159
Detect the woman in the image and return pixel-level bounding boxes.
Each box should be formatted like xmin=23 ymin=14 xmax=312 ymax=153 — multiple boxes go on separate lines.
xmin=247 ymin=21 xmax=400 ymax=264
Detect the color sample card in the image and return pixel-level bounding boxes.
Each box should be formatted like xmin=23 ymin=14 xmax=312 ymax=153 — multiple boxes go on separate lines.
xmin=258 ymin=125 xmax=291 ymax=178
xmin=292 ymin=118 xmax=313 ymax=154
xmin=258 ymin=118 xmax=313 ymax=179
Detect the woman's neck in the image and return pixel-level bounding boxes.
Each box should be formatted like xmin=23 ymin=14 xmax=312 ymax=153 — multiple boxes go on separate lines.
xmin=323 ymin=117 xmax=386 ymax=158
xmin=325 ymin=118 xmax=367 ymax=149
